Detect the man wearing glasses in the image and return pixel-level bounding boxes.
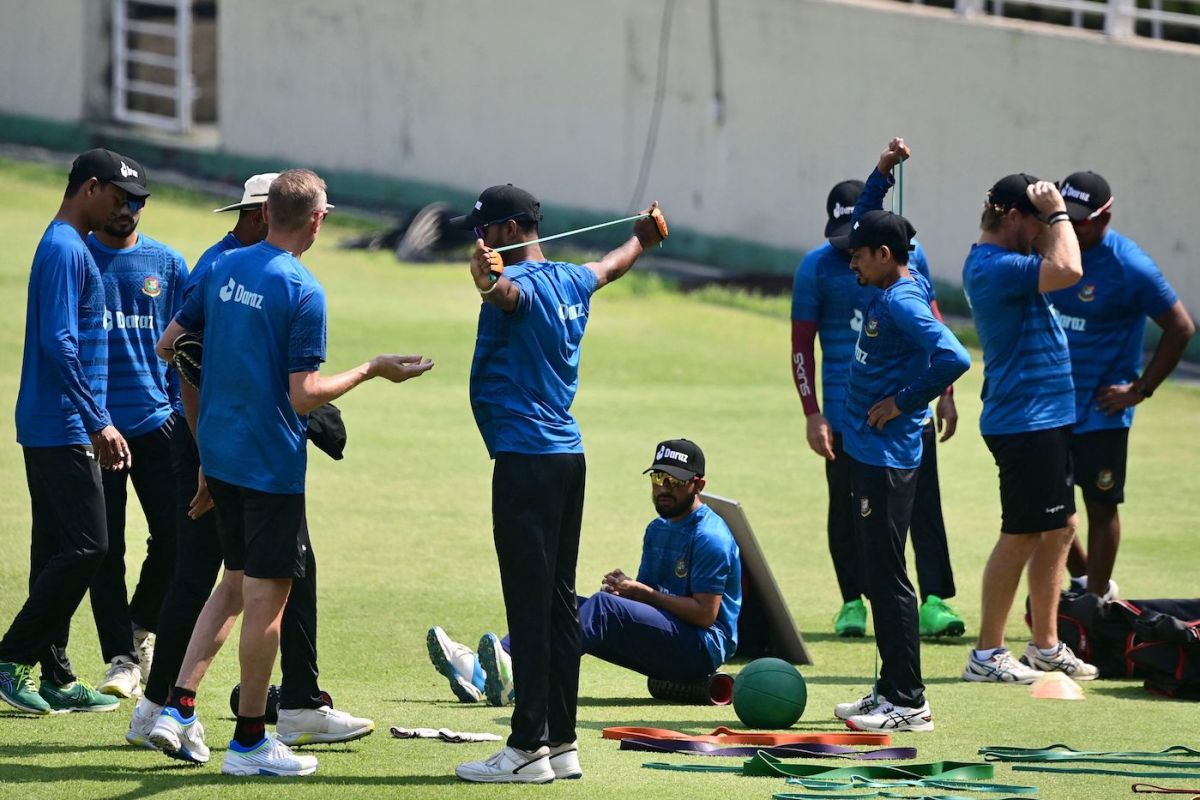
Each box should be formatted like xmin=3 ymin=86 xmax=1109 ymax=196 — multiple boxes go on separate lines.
xmin=81 ymin=158 xmax=189 ymax=700
xmin=452 ymin=185 xmax=666 ymax=783
xmin=156 ymin=169 xmax=433 ymax=776
xmin=0 ymin=149 xmax=141 ymax=715
xmin=429 ymin=439 xmax=740 ymax=777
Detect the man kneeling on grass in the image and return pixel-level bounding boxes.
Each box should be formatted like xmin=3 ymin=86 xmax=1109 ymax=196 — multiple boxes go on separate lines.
xmin=427 ymin=439 xmax=741 ymax=774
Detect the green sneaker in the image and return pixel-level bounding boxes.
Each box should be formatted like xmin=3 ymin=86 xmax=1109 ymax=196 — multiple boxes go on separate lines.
xmin=919 ymin=595 xmax=966 ymax=638
xmin=39 ymin=679 xmax=121 ymax=713
xmin=834 ymin=599 xmax=867 ymax=637
xmin=0 ymin=661 xmax=52 ymax=714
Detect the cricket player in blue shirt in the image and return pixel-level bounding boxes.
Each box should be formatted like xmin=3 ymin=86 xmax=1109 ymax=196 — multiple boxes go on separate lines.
xmin=1048 ymin=171 xmax=1195 ymax=601
xmin=962 ymin=172 xmax=1099 ymax=685
xmin=84 ymin=159 xmax=190 ymax=700
xmin=793 ymin=177 xmax=964 ymax=640
xmin=832 ymin=140 xmax=969 ymax=733
xmin=451 ymin=185 xmax=667 ymax=783
xmin=155 ymin=169 xmax=432 ymax=776
xmin=0 ymin=149 xmax=145 ymax=715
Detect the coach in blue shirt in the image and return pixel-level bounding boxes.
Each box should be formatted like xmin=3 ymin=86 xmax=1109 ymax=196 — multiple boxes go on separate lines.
xmin=793 ymin=176 xmax=964 ymax=641
xmin=962 ymin=173 xmax=1098 ymax=686
xmin=833 ymin=139 xmax=969 ymax=734
xmin=86 ymin=162 xmax=190 ymax=699
xmin=1048 ymin=172 xmax=1195 ymax=602
xmin=0 ymin=149 xmax=145 ymax=716
xmin=454 ymin=185 xmax=667 ymax=784
xmin=158 ymin=169 xmax=433 ymax=777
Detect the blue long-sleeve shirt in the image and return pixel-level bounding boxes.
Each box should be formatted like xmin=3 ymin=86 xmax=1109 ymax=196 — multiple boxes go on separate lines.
xmin=15 ymin=221 xmax=111 ymax=446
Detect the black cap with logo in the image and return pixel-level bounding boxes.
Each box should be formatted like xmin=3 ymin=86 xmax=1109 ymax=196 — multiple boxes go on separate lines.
xmin=824 ymin=179 xmax=864 ymax=243
xmin=68 ymin=149 xmax=150 ymax=198
xmin=846 ymin=209 xmax=917 ymax=256
xmin=450 ymin=184 xmax=542 ymax=229
xmin=1058 ymin=171 xmax=1113 ymax=222
xmin=642 ymin=439 xmax=705 ymax=481
xmin=987 ymin=173 xmax=1039 ymax=216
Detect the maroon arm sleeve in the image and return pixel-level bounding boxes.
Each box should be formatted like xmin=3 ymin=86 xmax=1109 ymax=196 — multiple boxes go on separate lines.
xmin=791 ymin=320 xmax=821 ymax=416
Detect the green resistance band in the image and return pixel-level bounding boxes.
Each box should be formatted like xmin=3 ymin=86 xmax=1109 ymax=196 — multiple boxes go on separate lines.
xmin=775 ymin=794 xmax=1030 ymax=800
xmin=492 ymin=214 xmax=649 ymax=253
xmin=980 ymin=744 xmax=1200 ymax=765
xmin=1014 ymin=765 xmax=1200 ymax=779
xmin=784 ymin=774 xmax=1036 ymax=793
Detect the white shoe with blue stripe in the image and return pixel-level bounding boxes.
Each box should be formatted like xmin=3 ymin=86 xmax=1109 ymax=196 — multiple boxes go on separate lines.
xmin=148 ymin=706 xmax=210 ymax=764
xmin=427 ymin=626 xmax=485 ymax=703
xmin=221 ymin=733 xmax=317 ymax=777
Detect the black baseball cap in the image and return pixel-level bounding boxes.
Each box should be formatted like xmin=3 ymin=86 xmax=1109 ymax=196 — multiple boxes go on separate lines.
xmin=846 ymin=209 xmax=916 ymax=256
xmin=68 ymin=149 xmax=150 ymax=198
xmin=643 ymin=439 xmax=705 ymax=481
xmin=987 ymin=173 xmax=1039 ymax=216
xmin=824 ymin=179 xmax=864 ymax=242
xmin=450 ymin=184 xmax=542 ymax=229
xmin=1058 ymin=171 xmax=1113 ymax=221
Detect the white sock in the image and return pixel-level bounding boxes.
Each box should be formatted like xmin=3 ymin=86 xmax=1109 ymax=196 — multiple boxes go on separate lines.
xmin=973 ymin=647 xmax=1002 ymax=660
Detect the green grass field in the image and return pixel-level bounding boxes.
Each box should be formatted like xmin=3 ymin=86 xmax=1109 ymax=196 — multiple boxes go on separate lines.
xmin=0 ymin=156 xmax=1198 ymax=799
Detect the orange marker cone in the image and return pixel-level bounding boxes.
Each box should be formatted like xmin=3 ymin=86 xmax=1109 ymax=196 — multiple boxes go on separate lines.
xmin=1030 ymin=671 xmax=1085 ymax=700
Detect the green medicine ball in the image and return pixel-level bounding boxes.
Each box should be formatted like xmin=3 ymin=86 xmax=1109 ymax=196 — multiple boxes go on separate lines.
xmin=732 ymin=657 xmax=807 ymax=729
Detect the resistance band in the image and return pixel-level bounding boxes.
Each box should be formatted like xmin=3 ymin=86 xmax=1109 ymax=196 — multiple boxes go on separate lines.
xmin=618 ymin=737 xmax=916 ymax=760
xmin=1133 ymin=783 xmax=1200 ymax=797
xmin=784 ymin=775 xmax=1036 ymax=793
xmin=643 ymin=753 xmax=993 ymax=781
xmin=774 ymin=794 xmax=1028 ymax=800
xmin=980 ymin=744 xmax=1200 ymax=766
xmin=601 ymin=725 xmax=890 ymax=746
xmin=493 ymin=213 xmax=649 ymax=253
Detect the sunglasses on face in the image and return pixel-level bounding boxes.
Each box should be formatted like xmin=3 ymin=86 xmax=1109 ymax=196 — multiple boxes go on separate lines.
xmin=121 ymin=195 xmax=146 ymax=213
xmin=649 ymin=472 xmax=691 ymax=489
xmin=473 ymin=214 xmax=532 ymax=241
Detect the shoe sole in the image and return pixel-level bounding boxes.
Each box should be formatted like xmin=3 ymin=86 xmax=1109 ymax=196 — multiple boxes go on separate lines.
xmin=477 ymin=635 xmax=510 ymax=707
xmin=961 ymin=669 xmax=1041 ymax=685
xmin=98 ymin=682 xmax=138 ymax=699
xmin=835 ymin=627 xmax=866 ymax=638
xmin=149 ymin=727 xmax=209 ymax=764
xmin=0 ymin=693 xmax=52 ymax=715
xmin=48 ymin=702 xmax=121 ymax=713
xmin=426 ymin=628 xmax=482 ymax=703
xmin=125 ymin=733 xmax=159 ymax=750
xmin=921 ymin=621 xmax=966 ymax=638
xmin=277 ymin=725 xmax=375 ymax=746
xmin=455 ymin=769 xmax=554 ymax=784
xmin=845 ymin=718 xmax=935 ymax=733
xmin=221 ymin=763 xmax=317 ymax=777
xmin=1019 ymin=655 xmax=1097 ymax=681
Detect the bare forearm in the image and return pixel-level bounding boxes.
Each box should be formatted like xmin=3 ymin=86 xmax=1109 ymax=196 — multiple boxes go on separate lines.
xmin=1037 ymin=222 xmax=1082 ymax=291
xmin=643 ymin=589 xmax=717 ymax=628
xmin=480 ymin=277 xmax=519 ymax=312
xmin=1142 ymin=317 xmax=1195 ymax=391
xmin=291 ymin=362 xmax=373 ymax=415
xmin=591 ymin=236 xmax=646 ymax=289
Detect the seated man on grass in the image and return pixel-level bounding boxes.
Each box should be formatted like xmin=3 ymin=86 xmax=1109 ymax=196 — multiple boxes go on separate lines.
xmin=428 ymin=438 xmax=741 ymax=706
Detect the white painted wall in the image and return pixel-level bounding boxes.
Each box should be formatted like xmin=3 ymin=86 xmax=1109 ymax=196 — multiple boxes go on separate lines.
xmin=0 ymin=0 xmax=90 ymax=122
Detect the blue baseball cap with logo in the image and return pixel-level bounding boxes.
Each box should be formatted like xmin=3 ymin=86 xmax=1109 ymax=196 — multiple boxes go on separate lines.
xmin=825 ymin=179 xmax=864 ymax=243
xmin=1058 ymin=171 xmax=1113 ymax=222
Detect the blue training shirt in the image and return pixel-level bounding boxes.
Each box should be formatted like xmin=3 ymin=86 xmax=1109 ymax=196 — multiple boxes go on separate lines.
xmin=963 ymin=243 xmax=1076 ymax=436
xmin=637 ymin=503 xmax=742 ymax=667
xmin=89 ymin=233 xmax=188 ymax=436
xmin=469 ymin=260 xmax=598 ymax=457
xmin=188 ymin=232 xmax=243 ymax=298
xmin=176 ymin=241 xmax=327 ymax=494
xmin=1047 ymin=229 xmax=1178 ymax=434
xmin=843 ymin=277 xmax=970 ymax=469
xmin=15 ymin=221 xmax=111 ymax=446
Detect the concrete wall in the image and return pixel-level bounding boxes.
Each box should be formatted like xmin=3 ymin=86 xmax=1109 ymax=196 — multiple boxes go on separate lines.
xmin=0 ymin=0 xmax=98 ymax=122
xmin=216 ymin=0 xmax=1200 ymax=305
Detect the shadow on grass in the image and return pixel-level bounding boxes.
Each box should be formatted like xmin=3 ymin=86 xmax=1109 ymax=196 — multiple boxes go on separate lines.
xmin=0 ymin=761 xmax=462 ymax=799
xmin=799 ymin=674 xmax=964 ymax=686
xmin=1088 ymin=684 xmax=1175 ymax=701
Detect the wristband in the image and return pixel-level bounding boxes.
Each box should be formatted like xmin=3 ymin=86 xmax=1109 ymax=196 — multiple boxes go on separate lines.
xmin=1134 ymin=378 xmax=1154 ymax=399
xmin=479 ymin=280 xmax=499 ymax=296
xmin=1048 ymin=212 xmax=1071 ymax=225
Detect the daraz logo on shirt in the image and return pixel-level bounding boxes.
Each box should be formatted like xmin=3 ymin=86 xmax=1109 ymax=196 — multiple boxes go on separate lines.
xmin=218 ymin=277 xmax=264 ymax=309
xmin=558 ymin=302 xmax=584 ymax=321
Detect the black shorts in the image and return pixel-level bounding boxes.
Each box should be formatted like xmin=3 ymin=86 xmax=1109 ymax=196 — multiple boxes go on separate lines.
xmin=984 ymin=425 xmax=1076 ymax=534
xmin=1070 ymin=428 xmax=1129 ymax=504
xmin=206 ymin=476 xmax=309 ymax=579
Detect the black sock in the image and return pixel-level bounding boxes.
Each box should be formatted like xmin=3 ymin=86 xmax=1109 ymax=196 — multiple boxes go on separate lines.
xmin=167 ymin=686 xmax=196 ymax=719
xmin=234 ymin=715 xmax=267 ymax=747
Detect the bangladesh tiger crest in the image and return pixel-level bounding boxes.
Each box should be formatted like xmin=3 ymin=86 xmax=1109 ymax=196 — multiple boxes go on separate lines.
xmin=865 ymin=318 xmax=880 ymax=338
xmin=860 ymin=497 xmax=872 ymax=518
xmin=674 ymin=558 xmax=689 ymax=578
xmin=1078 ymin=283 xmax=1096 ymax=303
xmin=1096 ymin=469 xmax=1115 ymax=491
xmin=142 ymin=276 xmax=162 ymax=298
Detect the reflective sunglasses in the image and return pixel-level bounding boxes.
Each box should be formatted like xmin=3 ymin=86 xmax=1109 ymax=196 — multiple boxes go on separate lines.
xmin=649 ymin=472 xmax=691 ymax=489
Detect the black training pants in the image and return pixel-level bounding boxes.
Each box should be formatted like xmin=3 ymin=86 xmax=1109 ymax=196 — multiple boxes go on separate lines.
xmin=848 ymin=454 xmax=925 ymax=709
xmin=827 ymin=426 xmax=955 ymax=603
xmin=0 ymin=446 xmax=107 ymax=684
xmin=142 ymin=422 xmax=323 ymax=709
xmin=492 ymin=452 xmax=586 ymax=752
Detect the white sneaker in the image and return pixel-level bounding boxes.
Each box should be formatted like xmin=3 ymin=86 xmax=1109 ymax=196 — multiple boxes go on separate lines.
xmin=962 ymin=648 xmax=1044 ymax=684
xmin=478 ymin=633 xmax=515 ymax=707
xmin=846 ymin=700 xmax=934 ymax=732
xmin=98 ymin=657 xmax=142 ymax=698
xmin=133 ymin=629 xmax=155 ymax=683
xmin=148 ymin=707 xmax=210 ymax=764
xmin=221 ymin=732 xmax=318 ymax=777
xmin=456 ymin=745 xmax=554 ymax=783
xmin=548 ymin=740 xmax=582 ymax=780
xmin=1020 ymin=642 xmax=1099 ymax=681
xmin=126 ymin=697 xmax=163 ymax=749
xmin=834 ymin=692 xmax=887 ymax=720
xmin=426 ymin=626 xmax=484 ymax=702
xmin=276 ymin=705 xmax=375 ymax=745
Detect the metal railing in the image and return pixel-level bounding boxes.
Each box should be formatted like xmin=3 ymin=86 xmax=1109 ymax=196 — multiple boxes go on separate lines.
xmin=112 ymin=0 xmax=194 ymax=133
xmin=907 ymin=0 xmax=1200 ymax=42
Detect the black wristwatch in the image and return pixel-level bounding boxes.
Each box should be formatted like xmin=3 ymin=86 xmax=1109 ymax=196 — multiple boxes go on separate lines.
xmin=1134 ymin=378 xmax=1154 ymax=399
